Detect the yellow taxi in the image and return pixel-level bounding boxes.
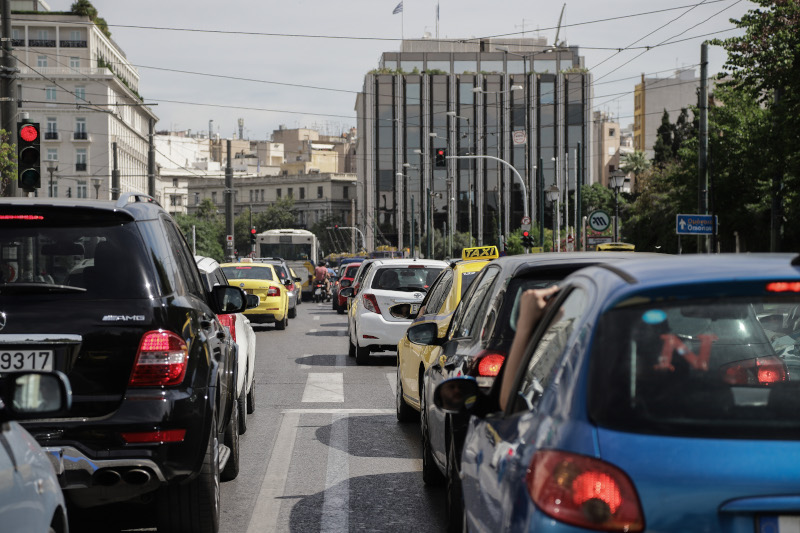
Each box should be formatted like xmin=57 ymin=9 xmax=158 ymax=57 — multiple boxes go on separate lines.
xmin=394 ymin=246 xmax=498 ymax=421
xmin=221 ymin=262 xmax=290 ymax=329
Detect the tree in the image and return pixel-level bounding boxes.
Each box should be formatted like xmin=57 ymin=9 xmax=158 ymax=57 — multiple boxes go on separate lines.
xmin=653 ymin=110 xmax=674 ymax=167
xmin=0 ymin=130 xmax=17 ymax=197
xmin=619 ymin=150 xmax=651 ymax=192
xmin=258 ymin=197 xmax=297 ymax=231
xmin=70 ymin=0 xmax=111 ymax=38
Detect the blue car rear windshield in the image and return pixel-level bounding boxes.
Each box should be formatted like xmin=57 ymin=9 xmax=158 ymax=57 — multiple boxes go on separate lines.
xmin=589 ymin=297 xmax=800 ymax=439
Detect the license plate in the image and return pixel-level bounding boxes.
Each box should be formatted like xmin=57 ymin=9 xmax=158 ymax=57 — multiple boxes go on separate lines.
xmin=759 ymin=516 xmax=800 ymax=533
xmin=0 ymin=350 xmax=54 ymax=371
xmin=411 ymin=304 xmax=420 ymax=314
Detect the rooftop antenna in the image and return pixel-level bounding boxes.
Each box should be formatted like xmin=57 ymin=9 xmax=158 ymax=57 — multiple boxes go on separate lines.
xmin=554 ymin=3 xmax=566 ymax=47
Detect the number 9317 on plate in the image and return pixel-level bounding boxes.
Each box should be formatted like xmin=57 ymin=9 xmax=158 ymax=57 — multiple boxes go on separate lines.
xmin=0 ymin=350 xmax=54 ymax=372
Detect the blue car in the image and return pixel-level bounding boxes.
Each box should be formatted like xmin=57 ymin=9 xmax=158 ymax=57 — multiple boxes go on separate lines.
xmin=436 ymin=254 xmax=800 ymax=533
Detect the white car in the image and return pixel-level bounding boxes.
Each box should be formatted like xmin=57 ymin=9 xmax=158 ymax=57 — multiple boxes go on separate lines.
xmin=343 ymin=259 xmax=447 ymax=365
xmin=195 ymin=256 xmax=258 ymax=433
xmin=1 ymin=371 xmax=72 ymax=533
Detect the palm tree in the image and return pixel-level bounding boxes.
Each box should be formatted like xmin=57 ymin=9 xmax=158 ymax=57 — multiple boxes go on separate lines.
xmin=620 ymin=150 xmax=651 ymax=192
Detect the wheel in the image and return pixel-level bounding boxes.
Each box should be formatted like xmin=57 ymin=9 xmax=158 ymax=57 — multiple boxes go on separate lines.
xmin=421 ymin=382 xmax=444 ymax=484
xmin=237 ymin=387 xmax=247 ymax=435
xmin=157 ymin=410 xmax=220 ymax=533
xmin=289 ymin=306 xmax=297 ymax=319
xmin=355 ymin=341 xmax=370 ymax=366
xmin=446 ymin=428 xmax=464 ymax=533
xmin=337 ymin=307 xmax=345 ymax=315
xmin=395 ymin=365 xmax=417 ymax=422
xmin=246 ymin=372 xmax=256 ymax=414
xmin=276 ymin=313 xmax=288 ymax=330
xmin=221 ymin=397 xmax=240 ymax=481
xmin=348 ymin=336 xmax=356 ymax=358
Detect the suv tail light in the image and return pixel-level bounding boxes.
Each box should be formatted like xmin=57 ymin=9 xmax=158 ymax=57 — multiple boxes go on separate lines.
xmin=721 ymin=355 xmax=787 ymax=385
xmin=267 ymin=286 xmax=280 ymax=297
xmin=218 ymin=313 xmax=237 ymax=342
xmin=527 ymin=450 xmax=644 ymax=532
xmin=362 ymin=293 xmax=381 ymax=314
xmin=121 ymin=429 xmax=186 ymax=444
xmin=129 ymin=330 xmax=189 ymax=387
xmin=474 ymin=351 xmax=505 ymax=377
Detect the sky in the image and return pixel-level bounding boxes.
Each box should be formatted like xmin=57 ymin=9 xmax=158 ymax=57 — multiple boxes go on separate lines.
xmin=74 ymin=0 xmax=757 ymax=140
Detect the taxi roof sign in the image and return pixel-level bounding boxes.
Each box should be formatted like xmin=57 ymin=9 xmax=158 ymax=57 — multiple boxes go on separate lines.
xmin=462 ymin=246 xmax=499 ymax=260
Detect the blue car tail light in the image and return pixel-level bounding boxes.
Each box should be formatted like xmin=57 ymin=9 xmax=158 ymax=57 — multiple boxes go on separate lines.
xmin=526 ymin=450 xmax=644 ymax=532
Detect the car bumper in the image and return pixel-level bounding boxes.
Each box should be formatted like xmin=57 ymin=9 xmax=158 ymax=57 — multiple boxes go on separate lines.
xmin=244 ymin=298 xmax=286 ymax=322
xmin=357 ymin=313 xmax=411 ymax=349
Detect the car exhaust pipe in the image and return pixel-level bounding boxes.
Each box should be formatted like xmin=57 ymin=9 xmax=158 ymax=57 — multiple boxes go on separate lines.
xmin=123 ymin=468 xmax=151 ymax=485
xmin=94 ymin=469 xmax=121 ymax=486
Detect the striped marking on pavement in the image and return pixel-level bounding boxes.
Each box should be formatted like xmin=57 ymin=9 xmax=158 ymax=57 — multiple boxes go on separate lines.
xmin=301 ymin=372 xmax=344 ymax=403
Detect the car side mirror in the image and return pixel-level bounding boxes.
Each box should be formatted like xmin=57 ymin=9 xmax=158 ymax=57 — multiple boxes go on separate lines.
xmin=293 ymin=276 xmax=302 ymax=283
xmin=339 ymin=287 xmax=355 ymax=298
xmin=211 ymin=286 xmax=247 ymax=314
xmin=434 ymin=377 xmax=481 ymax=414
xmin=282 ymin=279 xmax=292 ymax=286
xmin=340 ymin=279 xmax=352 ymax=288
xmin=407 ymin=322 xmax=442 ymax=346
xmin=246 ymin=294 xmax=260 ymax=309
xmin=0 ymin=371 xmax=72 ymax=421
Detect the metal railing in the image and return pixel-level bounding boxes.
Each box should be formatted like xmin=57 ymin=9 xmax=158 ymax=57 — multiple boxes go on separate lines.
xmin=44 ymin=131 xmax=59 ymax=140
xmin=75 ymin=163 xmax=87 ymax=172
xmin=73 ymin=131 xmax=88 ymax=141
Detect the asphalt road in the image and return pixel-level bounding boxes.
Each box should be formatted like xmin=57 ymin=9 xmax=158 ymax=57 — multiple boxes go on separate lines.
xmin=219 ymin=298 xmax=447 ymax=533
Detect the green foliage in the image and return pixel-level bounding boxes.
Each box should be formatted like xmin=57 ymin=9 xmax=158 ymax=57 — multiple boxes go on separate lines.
xmin=0 ymin=130 xmax=17 ymax=197
xmin=174 ymin=211 xmax=225 ymax=262
xmin=309 ymin=214 xmax=348 ymax=256
xmin=505 ymin=229 xmax=525 ymax=255
xmin=653 ymin=110 xmax=673 ymax=167
xmin=619 ymin=150 xmax=651 ymax=182
xmin=70 ymin=0 xmax=111 ymax=39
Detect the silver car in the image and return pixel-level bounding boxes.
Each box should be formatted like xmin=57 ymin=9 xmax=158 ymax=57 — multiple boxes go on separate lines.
xmin=1 ymin=371 xmax=72 ymax=533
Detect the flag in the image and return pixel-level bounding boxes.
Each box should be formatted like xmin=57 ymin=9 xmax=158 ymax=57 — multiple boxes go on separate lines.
xmin=392 ymin=1 xmax=403 ymax=14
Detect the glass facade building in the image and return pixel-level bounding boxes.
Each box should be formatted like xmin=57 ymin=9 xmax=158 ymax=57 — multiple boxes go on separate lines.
xmin=355 ymin=39 xmax=592 ymax=252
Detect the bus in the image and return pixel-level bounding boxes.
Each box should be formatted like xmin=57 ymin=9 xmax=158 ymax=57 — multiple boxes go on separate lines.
xmin=256 ymin=229 xmax=320 ymax=300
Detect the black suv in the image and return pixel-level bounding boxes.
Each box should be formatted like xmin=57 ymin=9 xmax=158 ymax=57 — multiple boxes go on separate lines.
xmin=0 ymin=194 xmax=246 ymax=533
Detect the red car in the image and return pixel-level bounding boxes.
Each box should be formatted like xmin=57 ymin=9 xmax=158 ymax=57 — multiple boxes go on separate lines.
xmin=334 ymin=262 xmax=362 ymax=314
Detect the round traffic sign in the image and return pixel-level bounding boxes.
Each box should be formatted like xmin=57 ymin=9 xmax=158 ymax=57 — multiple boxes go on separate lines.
xmin=588 ymin=210 xmax=611 ymax=232
xmin=521 ymin=216 xmax=531 ymax=225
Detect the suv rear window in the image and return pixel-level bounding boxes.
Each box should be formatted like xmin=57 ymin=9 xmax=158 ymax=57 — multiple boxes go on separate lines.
xmin=370 ymin=266 xmax=443 ymax=292
xmin=222 ymin=265 xmax=274 ymax=281
xmin=589 ymin=297 xmax=800 ymax=439
xmin=0 ymin=218 xmax=152 ymax=299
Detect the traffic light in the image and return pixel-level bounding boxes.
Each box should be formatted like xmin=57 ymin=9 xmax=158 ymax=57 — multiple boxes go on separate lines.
xmin=521 ymin=230 xmax=534 ymax=248
xmin=17 ymin=122 xmax=41 ymax=192
xmin=250 ymin=227 xmax=257 ymax=245
xmin=434 ymin=148 xmax=447 ymax=167
xmin=334 ymin=224 xmax=339 ymax=230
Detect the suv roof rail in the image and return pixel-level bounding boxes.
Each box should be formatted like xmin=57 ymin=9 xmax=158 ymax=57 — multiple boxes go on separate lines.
xmin=116 ymin=192 xmax=160 ymax=208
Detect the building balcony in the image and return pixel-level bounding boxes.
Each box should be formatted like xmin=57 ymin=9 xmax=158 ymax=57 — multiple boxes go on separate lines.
xmin=28 ymin=39 xmax=56 ymax=47
xmin=18 ymin=67 xmax=111 ymax=78
xmin=73 ymin=131 xmax=88 ymax=141
xmin=75 ymin=163 xmax=87 ymax=172
xmin=59 ymin=40 xmax=87 ymax=48
xmin=44 ymin=131 xmax=59 ymax=140
xmin=11 ymin=39 xmax=24 ymax=47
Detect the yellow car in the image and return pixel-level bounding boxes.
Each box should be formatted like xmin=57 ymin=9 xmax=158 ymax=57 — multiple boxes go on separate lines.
xmin=221 ymin=262 xmax=290 ymax=329
xmin=395 ymin=246 xmax=499 ymax=422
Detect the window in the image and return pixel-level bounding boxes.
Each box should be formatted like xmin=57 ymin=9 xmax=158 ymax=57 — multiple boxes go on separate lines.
xmin=513 ymin=288 xmax=589 ymax=412
xmin=75 ymin=86 xmax=85 ymax=102
xmin=70 ymin=30 xmax=81 ymax=41
xmin=36 ymin=29 xmax=50 ymax=40
xmin=46 ymin=87 xmax=56 ymax=101
xmin=287 ymin=188 xmax=293 ymax=198
xmin=77 ymin=180 xmax=87 ymax=198
xmin=194 ymin=192 xmax=200 ymax=205
xmin=70 ymin=57 xmax=80 ymax=68
xmin=74 ymin=118 xmax=87 ymax=140
xmin=609 ymin=128 xmax=616 ymax=137
xmin=452 ymin=266 xmax=502 ymax=339
xmin=421 ymin=269 xmax=452 ymax=315
xmin=46 ymin=148 xmax=58 ymax=161
xmin=343 ymin=186 xmax=349 ymax=199
xmin=46 ymin=117 xmax=57 ymax=139
xmin=261 ymin=189 xmax=265 ymax=201
xmin=75 ymin=148 xmax=87 ymax=171
xmin=276 ymin=188 xmax=282 ymax=199
xmin=317 ymin=186 xmax=323 ymax=199
xmin=212 ymin=191 xmax=218 ymax=203
xmin=299 ymin=187 xmax=305 ymax=199
xmin=249 ymin=190 xmax=253 ymax=202
xmin=37 ymin=55 xmax=48 ymax=68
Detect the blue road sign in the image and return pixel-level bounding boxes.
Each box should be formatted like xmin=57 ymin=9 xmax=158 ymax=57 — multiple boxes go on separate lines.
xmin=676 ymin=214 xmax=717 ymax=235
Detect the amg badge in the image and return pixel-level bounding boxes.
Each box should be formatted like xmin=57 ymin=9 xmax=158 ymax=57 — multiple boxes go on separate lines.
xmin=102 ymin=315 xmax=146 ymax=322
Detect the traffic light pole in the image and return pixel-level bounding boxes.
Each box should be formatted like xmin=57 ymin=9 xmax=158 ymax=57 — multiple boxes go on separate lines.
xmin=446 ymin=154 xmax=528 ymax=219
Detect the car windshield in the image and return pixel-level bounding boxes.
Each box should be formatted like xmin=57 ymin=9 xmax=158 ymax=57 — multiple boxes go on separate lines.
xmin=370 ymin=266 xmax=443 ymax=292
xmin=589 ymin=296 xmax=800 ymax=439
xmin=0 ymin=220 xmax=152 ymax=298
xmin=222 ymin=265 xmax=274 ymax=281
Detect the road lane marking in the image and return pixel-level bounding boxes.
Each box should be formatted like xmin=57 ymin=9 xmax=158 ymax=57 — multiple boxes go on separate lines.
xmin=321 ymin=413 xmax=349 ymax=533
xmin=314 ymin=315 xmax=320 ymax=321
xmin=246 ymin=411 xmax=301 ymax=533
xmin=301 ymin=373 xmax=344 ymax=403
xmin=309 ymin=328 xmax=317 ymax=335
xmin=284 ymin=408 xmax=394 ymax=415
xmin=299 ymin=354 xmax=312 ymax=370
xmin=386 ymin=372 xmax=396 ymax=399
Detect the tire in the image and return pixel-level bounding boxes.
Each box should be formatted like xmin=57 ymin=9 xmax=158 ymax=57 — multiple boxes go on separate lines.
xmin=355 ymin=343 xmax=370 ymax=366
xmin=337 ymin=307 xmax=345 ymax=315
xmin=348 ymin=336 xmax=356 ymax=358
xmin=421 ymin=382 xmax=444 ymax=484
xmin=395 ymin=365 xmax=417 ymax=422
xmin=221 ymin=397 xmax=240 ymax=481
xmin=289 ymin=306 xmax=297 ymax=319
xmin=157 ymin=410 xmax=220 ymax=533
xmin=246 ymin=373 xmax=256 ymax=414
xmin=446 ymin=429 xmax=464 ymax=533
xmin=237 ymin=387 xmax=247 ymax=435
xmin=276 ymin=312 xmax=288 ymax=330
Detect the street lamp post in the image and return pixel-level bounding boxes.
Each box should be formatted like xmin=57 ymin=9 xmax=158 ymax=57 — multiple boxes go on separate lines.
xmin=547 ymin=185 xmax=560 ymax=251
xmin=92 ymin=177 xmax=102 ymax=199
xmin=610 ymin=171 xmax=626 ymax=243
xmin=46 ymin=160 xmax=58 ymax=198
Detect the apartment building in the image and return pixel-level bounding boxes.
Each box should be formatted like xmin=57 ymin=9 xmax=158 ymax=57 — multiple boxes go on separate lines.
xmin=355 ymin=37 xmax=592 ymax=251
xmin=10 ymin=6 xmax=157 ymax=199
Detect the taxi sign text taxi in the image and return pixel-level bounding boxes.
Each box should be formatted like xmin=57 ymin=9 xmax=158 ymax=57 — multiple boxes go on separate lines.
xmin=462 ymin=246 xmax=499 ymax=260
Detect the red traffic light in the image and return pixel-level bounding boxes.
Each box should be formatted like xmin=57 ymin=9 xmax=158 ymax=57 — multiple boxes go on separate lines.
xmin=20 ymin=124 xmax=38 ymax=142
xmin=437 ymin=149 xmax=445 ymax=156
xmin=522 ymin=230 xmax=530 ymax=237
xmin=250 ymin=228 xmax=256 ymax=234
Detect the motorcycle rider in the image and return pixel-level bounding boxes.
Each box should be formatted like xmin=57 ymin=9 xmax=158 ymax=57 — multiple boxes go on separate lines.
xmin=313 ymin=260 xmax=331 ymax=298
